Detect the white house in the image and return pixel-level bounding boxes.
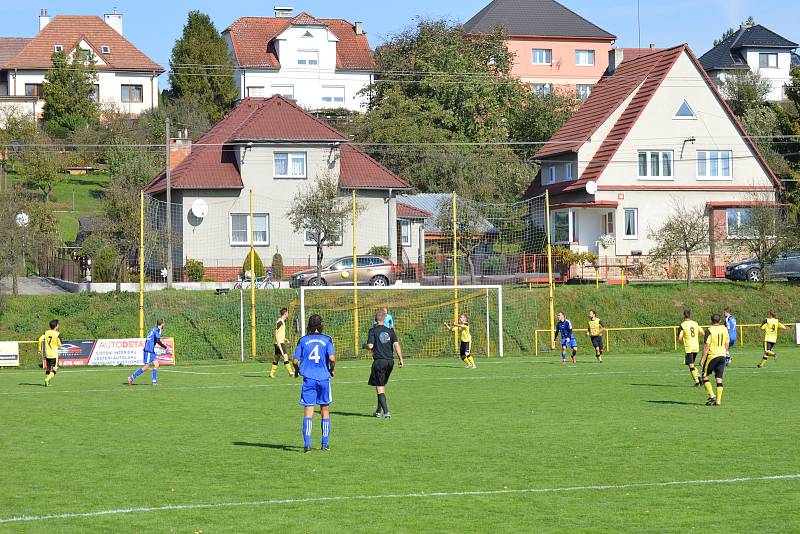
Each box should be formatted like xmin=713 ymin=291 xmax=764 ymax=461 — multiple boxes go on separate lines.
xmin=223 ymin=7 xmax=375 ymax=112
xmin=527 ymin=45 xmax=780 ymax=275
xmin=143 ymin=96 xmax=409 ymax=282
xmin=699 ymin=22 xmax=797 ymax=102
xmin=0 ymin=9 xmax=163 ymax=118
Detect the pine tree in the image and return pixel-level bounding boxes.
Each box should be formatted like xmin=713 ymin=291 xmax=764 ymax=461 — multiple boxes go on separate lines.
xmin=42 ymin=46 xmax=99 ymax=136
xmin=169 ymin=11 xmax=238 ymax=123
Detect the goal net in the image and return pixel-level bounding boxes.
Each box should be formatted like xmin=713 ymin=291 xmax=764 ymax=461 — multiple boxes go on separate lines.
xmin=300 ymin=285 xmax=504 ymax=359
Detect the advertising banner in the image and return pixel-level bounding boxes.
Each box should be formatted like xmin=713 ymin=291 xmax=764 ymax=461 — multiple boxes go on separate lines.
xmin=55 ymin=338 xmax=175 ymax=367
xmin=0 ymin=342 xmax=20 ymax=367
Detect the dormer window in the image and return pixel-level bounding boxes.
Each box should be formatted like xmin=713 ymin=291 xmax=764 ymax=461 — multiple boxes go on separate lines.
xmin=101 ymin=45 xmax=110 ymax=54
xmin=54 ymin=44 xmax=63 ymax=52
xmin=675 ymin=100 xmax=696 ymax=119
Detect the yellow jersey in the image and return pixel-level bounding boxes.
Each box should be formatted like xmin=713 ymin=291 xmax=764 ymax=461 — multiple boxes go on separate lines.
xmin=704 ymin=325 xmax=729 ymax=359
xmin=454 ymin=324 xmax=471 ymax=343
xmin=274 ymin=318 xmax=287 ymax=345
xmin=588 ymin=318 xmax=603 ymax=336
xmin=38 ymin=329 xmax=62 ymax=359
xmin=679 ymin=320 xmax=703 ymax=353
xmin=761 ymin=318 xmax=785 ymax=343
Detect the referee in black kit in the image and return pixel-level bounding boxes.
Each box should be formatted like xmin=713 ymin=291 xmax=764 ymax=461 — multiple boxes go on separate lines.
xmin=367 ymin=309 xmax=404 ymax=418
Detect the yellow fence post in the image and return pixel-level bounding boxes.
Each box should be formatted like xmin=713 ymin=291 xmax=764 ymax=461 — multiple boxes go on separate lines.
xmin=352 ymin=189 xmax=359 ymax=358
xmin=673 ymin=326 xmax=678 ymax=351
xmin=595 ymin=267 xmax=599 ymax=289
xmin=739 ymin=325 xmax=744 ymax=346
xmin=534 ymin=330 xmax=539 ymax=356
xmin=621 ymin=267 xmax=626 ymax=288
xmin=452 ymin=191 xmax=459 ymax=351
xmin=545 ymin=190 xmax=555 ymax=349
xmin=249 ymin=189 xmax=257 ymax=358
xmin=139 ymin=190 xmax=144 ymax=338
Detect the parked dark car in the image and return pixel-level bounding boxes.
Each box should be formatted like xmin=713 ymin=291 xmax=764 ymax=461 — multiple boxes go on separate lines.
xmin=289 ymin=255 xmax=398 ymax=288
xmin=725 ymin=251 xmax=800 ymax=282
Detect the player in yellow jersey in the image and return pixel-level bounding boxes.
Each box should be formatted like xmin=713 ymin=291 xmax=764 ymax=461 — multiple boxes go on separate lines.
xmin=586 ymin=310 xmax=604 ymax=362
xmin=677 ymin=310 xmax=703 ymax=386
xmin=270 ymin=308 xmax=295 ymax=378
xmin=757 ymin=310 xmax=787 ymax=368
xmin=38 ymin=319 xmax=62 ymax=387
xmin=699 ymin=314 xmax=729 ymax=406
xmin=444 ymin=314 xmax=476 ymax=368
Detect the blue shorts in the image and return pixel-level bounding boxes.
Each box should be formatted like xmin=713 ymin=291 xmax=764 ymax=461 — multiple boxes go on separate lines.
xmin=143 ymin=351 xmax=158 ymax=365
xmin=300 ymin=378 xmax=332 ymax=407
xmin=728 ymin=339 xmax=736 ymax=349
xmin=562 ymin=338 xmax=577 ymax=348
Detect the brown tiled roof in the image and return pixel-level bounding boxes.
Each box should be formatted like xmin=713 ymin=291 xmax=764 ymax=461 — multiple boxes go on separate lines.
xmin=144 ymin=96 xmax=407 ymax=194
xmin=397 ymin=203 xmax=433 ymax=219
xmin=224 ymin=16 xmax=375 ymax=70
xmin=0 ymin=38 xmax=32 ymax=68
xmin=291 ymin=12 xmax=324 ymax=26
xmin=527 ymin=45 xmax=780 ymax=198
xmin=5 ymin=16 xmax=162 ymax=72
xmin=619 ymin=47 xmax=664 ymax=62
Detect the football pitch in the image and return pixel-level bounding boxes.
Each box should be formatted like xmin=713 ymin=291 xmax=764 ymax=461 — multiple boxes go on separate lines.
xmin=1 ymin=349 xmax=798 ymax=532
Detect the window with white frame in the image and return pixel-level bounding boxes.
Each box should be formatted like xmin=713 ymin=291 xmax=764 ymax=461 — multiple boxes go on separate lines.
xmin=532 ymin=49 xmax=552 ymax=65
xmin=637 ymin=150 xmax=673 ymax=179
xmin=54 ymin=44 xmax=63 ymax=52
xmin=271 ymin=85 xmax=294 ymax=99
xmin=121 ymin=84 xmax=143 ymax=103
xmin=400 ymin=219 xmax=412 ymax=246
xmin=759 ymin=53 xmax=778 ymax=68
xmin=230 ymin=213 xmax=270 ymax=246
xmin=101 ymin=45 xmax=110 ymax=54
xmin=697 ymin=150 xmax=732 ymax=179
xmin=274 ymin=152 xmax=307 ymax=178
xmin=321 ymin=86 xmax=345 ymax=104
xmin=546 ymin=165 xmax=556 ymax=184
xmin=532 ymin=83 xmax=553 ymax=96
xmin=553 ymin=211 xmax=577 ymax=244
xmin=623 ymin=208 xmax=638 ymax=239
xmin=576 ymin=84 xmax=592 ymax=101
xmin=602 ymin=212 xmax=615 ymax=235
xmin=297 ymin=50 xmax=319 ymax=66
xmin=564 ymin=162 xmax=576 ymax=181
xmin=247 ymin=86 xmax=265 ymax=97
xmin=726 ymin=208 xmax=753 ymax=238
xmin=575 ymin=49 xmax=595 ymax=66
xmin=304 ymin=223 xmax=344 ymax=246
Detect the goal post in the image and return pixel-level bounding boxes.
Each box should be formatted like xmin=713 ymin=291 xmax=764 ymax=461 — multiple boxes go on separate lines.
xmin=300 ymin=285 xmax=504 ymax=359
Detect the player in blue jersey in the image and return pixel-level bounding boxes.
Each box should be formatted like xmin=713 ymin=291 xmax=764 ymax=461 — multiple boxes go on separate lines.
xmin=292 ymin=314 xmax=336 ymax=452
xmin=128 ymin=319 xmax=167 ymax=386
xmin=723 ymin=308 xmax=737 ymax=367
xmin=555 ymin=311 xmax=577 ymax=364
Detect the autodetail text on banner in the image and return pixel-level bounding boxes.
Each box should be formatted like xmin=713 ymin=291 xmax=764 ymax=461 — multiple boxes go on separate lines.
xmin=56 ymin=338 xmax=175 ymax=367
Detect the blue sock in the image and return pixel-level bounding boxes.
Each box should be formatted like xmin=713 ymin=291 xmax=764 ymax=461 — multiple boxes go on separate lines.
xmin=131 ymin=368 xmax=144 ymax=381
xmin=303 ymin=417 xmax=313 ymax=448
xmin=321 ymin=418 xmax=331 ymax=447
xmin=152 ymin=368 xmax=158 ymax=383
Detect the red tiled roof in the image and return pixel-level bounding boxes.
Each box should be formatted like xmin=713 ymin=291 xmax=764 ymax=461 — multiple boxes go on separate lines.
xmin=144 ymin=96 xmax=407 ymax=194
xmin=527 ymin=44 xmax=780 ymax=198
xmin=619 ymin=47 xmax=664 ymax=63
xmin=339 ymin=144 xmax=409 ymax=190
xmin=5 ymin=16 xmax=162 ymax=72
xmin=397 ymin=203 xmax=433 ymax=219
xmin=550 ymin=201 xmax=618 ymax=209
xmin=0 ymin=38 xmax=32 ymax=68
xmin=224 ymin=16 xmax=375 ymax=70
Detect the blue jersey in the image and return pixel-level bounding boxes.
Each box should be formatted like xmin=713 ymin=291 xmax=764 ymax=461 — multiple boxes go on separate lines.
xmin=144 ymin=327 xmax=162 ymax=353
xmin=555 ymin=320 xmax=573 ymax=341
xmin=385 ymin=314 xmax=394 ymax=329
xmin=725 ymin=315 xmax=737 ymax=340
xmin=293 ymin=334 xmax=335 ymax=381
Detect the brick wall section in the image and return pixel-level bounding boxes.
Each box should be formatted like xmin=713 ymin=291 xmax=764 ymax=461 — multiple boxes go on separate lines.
xmin=169 ymin=139 xmax=192 ymax=171
xmin=201 ymin=264 xmax=316 ymax=281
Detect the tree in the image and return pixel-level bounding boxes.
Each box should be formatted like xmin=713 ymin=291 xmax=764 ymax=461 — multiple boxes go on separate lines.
xmin=286 ymin=173 xmax=357 ymax=285
xmin=435 ymin=195 xmax=492 ymax=283
xmin=727 ymin=199 xmax=799 ymax=286
xmin=169 ymin=11 xmax=238 ymax=123
xmin=16 ymin=132 xmax=67 ymax=202
xmin=720 ymin=70 xmax=771 ymax=116
xmin=0 ymin=188 xmax=26 ymax=295
xmin=0 ymin=109 xmax=37 ymax=192
xmin=42 ymin=46 xmax=99 ymax=136
xmin=648 ymin=204 xmax=711 ymax=288
xmin=713 ymin=17 xmax=754 ymax=46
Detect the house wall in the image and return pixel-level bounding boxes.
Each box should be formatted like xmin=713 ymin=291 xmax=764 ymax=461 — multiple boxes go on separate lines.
xmin=743 ymin=48 xmax=793 ymax=101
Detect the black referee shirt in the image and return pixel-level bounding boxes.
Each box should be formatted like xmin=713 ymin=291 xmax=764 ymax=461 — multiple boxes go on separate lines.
xmin=368 ymin=325 xmax=397 ymax=360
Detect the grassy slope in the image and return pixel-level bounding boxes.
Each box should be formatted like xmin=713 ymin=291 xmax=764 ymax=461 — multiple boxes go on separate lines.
xmin=2 ymin=282 xmax=800 ymax=363
xmin=0 ymin=352 xmax=798 ymax=532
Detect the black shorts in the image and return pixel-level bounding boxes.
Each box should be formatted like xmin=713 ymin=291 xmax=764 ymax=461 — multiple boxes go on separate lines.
xmin=45 ymin=358 xmax=57 ymax=373
xmin=460 ymin=341 xmax=471 ymax=358
xmin=274 ymin=344 xmax=287 ymax=358
xmin=590 ymin=336 xmax=604 ymax=350
xmin=368 ymin=359 xmax=394 ymax=386
xmin=704 ymin=356 xmax=726 ymax=379
xmin=684 ymin=352 xmax=698 ymax=365
xmin=765 ymin=341 xmax=776 ymax=352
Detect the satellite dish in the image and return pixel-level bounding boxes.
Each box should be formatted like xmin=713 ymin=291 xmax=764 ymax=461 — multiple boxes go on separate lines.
xmin=191 ymin=199 xmax=209 ymax=219
xmin=585 ymin=181 xmax=598 ymax=195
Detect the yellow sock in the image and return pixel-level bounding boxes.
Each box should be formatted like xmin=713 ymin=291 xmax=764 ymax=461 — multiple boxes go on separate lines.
xmin=45 ymin=373 xmax=53 ymax=383
xmin=690 ymin=368 xmax=700 ymax=384
xmin=716 ymin=386 xmax=723 ymax=405
xmin=284 ymin=362 xmax=294 ymax=376
xmin=703 ymin=381 xmax=715 ymax=398
xmin=758 ymin=356 xmax=768 ymax=368
xmin=469 ymin=357 xmax=476 ymax=367
xmin=270 ymin=363 xmax=278 ymax=377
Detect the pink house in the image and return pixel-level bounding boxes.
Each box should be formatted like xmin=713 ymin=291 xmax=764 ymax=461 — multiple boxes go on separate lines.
xmin=464 ymin=0 xmax=616 ymax=100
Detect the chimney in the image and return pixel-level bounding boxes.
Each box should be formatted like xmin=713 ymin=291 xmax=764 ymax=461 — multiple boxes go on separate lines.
xmin=740 ymin=21 xmax=754 ymax=30
xmin=103 ymin=8 xmax=123 ymax=35
xmin=39 ymin=9 xmax=50 ymax=31
xmin=169 ymin=137 xmax=192 ymax=172
xmin=274 ymin=6 xmax=293 ymax=18
xmin=354 ymin=21 xmax=364 ymax=35
xmin=607 ymin=48 xmax=624 ymax=75
xmin=649 ymin=42 xmax=656 ymax=49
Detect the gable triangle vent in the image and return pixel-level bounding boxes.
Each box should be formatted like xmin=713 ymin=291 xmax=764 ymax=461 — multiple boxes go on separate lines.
xmin=302 ymin=31 xmax=313 ymax=38
xmin=675 ymin=100 xmax=696 ymax=118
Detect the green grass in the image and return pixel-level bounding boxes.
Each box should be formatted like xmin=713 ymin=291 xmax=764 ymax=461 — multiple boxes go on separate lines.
xmin=0 ymin=349 xmax=798 ymax=532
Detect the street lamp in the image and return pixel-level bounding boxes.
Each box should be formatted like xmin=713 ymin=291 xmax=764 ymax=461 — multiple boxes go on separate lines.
xmin=15 ymin=211 xmax=29 ymax=276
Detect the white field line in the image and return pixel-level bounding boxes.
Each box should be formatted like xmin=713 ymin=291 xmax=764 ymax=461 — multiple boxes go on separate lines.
xmin=0 ymin=367 xmax=795 ymax=397
xmin=1 ymin=473 xmax=798 ymax=524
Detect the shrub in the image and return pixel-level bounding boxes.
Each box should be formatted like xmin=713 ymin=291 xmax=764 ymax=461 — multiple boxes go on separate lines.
xmin=482 ymin=255 xmax=508 ymax=275
xmin=368 ymin=245 xmax=391 ymax=257
xmin=271 ymin=252 xmax=284 ymax=280
xmin=242 ymin=250 xmax=265 ymax=279
xmin=185 ymin=259 xmax=205 ymax=282
xmin=424 ymin=253 xmax=441 ymax=275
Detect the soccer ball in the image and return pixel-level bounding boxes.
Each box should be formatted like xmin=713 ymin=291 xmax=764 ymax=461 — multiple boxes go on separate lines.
xmin=341 ymin=271 xmax=350 ymax=279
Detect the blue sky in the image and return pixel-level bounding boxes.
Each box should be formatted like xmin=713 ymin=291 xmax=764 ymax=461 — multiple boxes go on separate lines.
xmin=1 ymin=0 xmax=798 ymax=90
